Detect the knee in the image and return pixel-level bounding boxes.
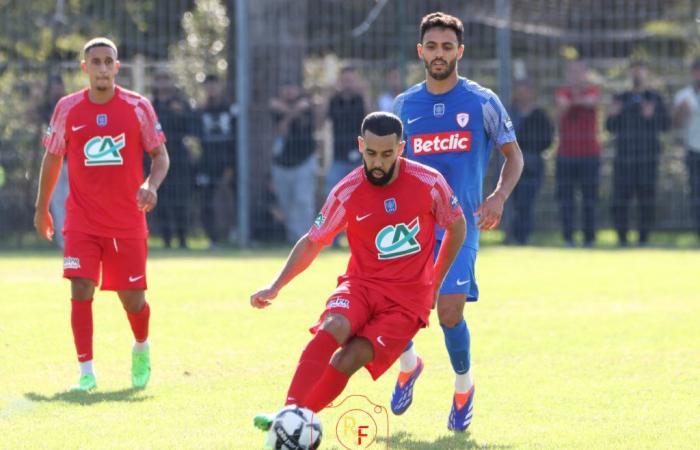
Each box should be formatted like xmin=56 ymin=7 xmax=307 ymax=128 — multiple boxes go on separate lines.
xmin=319 ymin=313 xmax=351 ymax=344
xmin=70 ymin=278 xmax=95 ymax=300
xmin=119 ymin=291 xmax=145 ymax=314
xmin=437 ymin=305 xmax=463 ymax=328
xmin=331 ymin=338 xmax=373 ymax=375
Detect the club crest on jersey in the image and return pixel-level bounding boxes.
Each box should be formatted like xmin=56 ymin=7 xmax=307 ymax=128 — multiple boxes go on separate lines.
xmin=384 ymin=198 xmax=397 ymax=214
xmin=375 ymin=218 xmax=421 ymax=260
xmin=450 ymin=194 xmax=459 ymax=208
xmin=457 ymin=112 xmax=469 ymax=128
xmin=433 ymin=103 xmax=445 ymax=118
xmin=84 ymin=133 xmax=126 ymax=166
xmin=96 ymin=114 xmax=108 ymax=127
xmin=313 ymin=213 xmax=324 ymax=228
xmin=45 ymin=125 xmax=53 ymax=137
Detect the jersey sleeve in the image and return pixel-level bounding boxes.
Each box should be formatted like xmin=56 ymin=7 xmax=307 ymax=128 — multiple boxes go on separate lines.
xmin=483 ymin=91 xmax=517 ymax=146
xmin=43 ymin=98 xmax=69 ymax=156
xmin=308 ymin=187 xmax=349 ymax=245
xmin=136 ymin=97 xmax=166 ymax=152
xmin=431 ymin=172 xmax=464 ymax=229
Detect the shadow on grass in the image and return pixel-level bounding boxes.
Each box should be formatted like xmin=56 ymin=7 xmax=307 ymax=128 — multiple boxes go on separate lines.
xmin=378 ymin=430 xmax=512 ymax=450
xmin=24 ymin=387 xmax=150 ymax=405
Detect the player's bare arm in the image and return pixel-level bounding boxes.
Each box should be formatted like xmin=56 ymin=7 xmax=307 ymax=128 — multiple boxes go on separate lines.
xmin=138 ymin=143 xmax=170 ymax=212
xmin=475 ymin=141 xmax=524 ymax=230
xmin=433 ymin=214 xmax=466 ymax=305
xmin=33 ymin=151 xmax=64 ymax=241
xmin=250 ymin=234 xmax=325 ymax=309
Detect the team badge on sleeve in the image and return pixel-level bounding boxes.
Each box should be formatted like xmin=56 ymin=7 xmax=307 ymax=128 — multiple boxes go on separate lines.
xmin=313 ymin=213 xmax=325 ymax=228
xmin=45 ymin=125 xmax=53 ymax=137
xmin=450 ymin=194 xmax=459 ymax=208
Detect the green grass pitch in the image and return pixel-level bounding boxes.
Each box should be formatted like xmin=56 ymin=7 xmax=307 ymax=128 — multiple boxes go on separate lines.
xmin=1 ymin=246 xmax=699 ymax=449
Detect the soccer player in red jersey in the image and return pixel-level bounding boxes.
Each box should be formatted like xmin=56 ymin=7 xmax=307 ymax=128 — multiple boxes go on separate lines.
xmin=34 ymin=37 xmax=170 ymax=391
xmin=251 ymin=111 xmax=466 ymax=436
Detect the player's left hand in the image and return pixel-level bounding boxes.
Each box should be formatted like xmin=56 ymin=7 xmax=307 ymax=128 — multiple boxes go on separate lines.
xmin=474 ymin=192 xmax=506 ymax=230
xmin=250 ymin=286 xmax=279 ymax=309
xmin=136 ymin=184 xmax=158 ymax=212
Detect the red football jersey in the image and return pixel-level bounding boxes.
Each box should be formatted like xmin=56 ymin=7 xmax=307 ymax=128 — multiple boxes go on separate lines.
xmin=308 ymin=158 xmax=463 ymax=322
xmin=43 ymin=86 xmax=166 ymax=238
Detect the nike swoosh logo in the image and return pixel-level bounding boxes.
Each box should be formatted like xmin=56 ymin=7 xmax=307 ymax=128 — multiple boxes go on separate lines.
xmin=128 ymin=275 xmax=144 ymax=282
xmin=356 ymin=213 xmax=372 ymax=221
xmin=376 ymin=336 xmax=386 ymax=347
xmin=72 ymin=125 xmax=86 ymax=131
xmin=456 ymin=279 xmax=470 ymax=286
xmin=407 ymin=117 xmax=422 ymax=124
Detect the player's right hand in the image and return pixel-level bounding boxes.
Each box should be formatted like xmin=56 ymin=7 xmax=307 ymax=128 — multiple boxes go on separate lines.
xmin=33 ymin=209 xmax=54 ymax=241
xmin=250 ymin=286 xmax=279 ymax=309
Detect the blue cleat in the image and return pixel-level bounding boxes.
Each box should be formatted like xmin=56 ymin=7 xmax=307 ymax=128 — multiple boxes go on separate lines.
xmin=390 ymin=357 xmax=424 ymax=415
xmin=448 ymin=385 xmax=475 ymax=432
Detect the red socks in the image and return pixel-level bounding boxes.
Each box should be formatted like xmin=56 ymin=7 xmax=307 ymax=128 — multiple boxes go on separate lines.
xmin=301 ymin=364 xmax=350 ymax=413
xmin=285 ymin=330 xmax=339 ymax=406
xmin=126 ymin=301 xmax=150 ymax=343
xmin=71 ymin=299 xmax=93 ymax=362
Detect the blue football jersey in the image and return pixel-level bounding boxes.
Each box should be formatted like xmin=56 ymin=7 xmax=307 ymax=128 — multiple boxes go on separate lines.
xmin=393 ymin=77 xmax=516 ymax=249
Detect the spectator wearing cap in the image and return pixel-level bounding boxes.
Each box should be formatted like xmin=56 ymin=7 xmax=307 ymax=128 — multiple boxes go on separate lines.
xmin=673 ymin=57 xmax=700 ymax=240
xmin=606 ymin=61 xmax=670 ymax=246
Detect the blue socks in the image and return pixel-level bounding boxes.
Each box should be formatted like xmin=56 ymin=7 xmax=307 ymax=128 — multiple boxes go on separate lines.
xmin=441 ymin=319 xmax=470 ymax=374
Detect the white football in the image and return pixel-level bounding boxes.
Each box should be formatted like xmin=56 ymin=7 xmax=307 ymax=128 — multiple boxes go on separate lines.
xmin=266 ymin=405 xmax=323 ymax=450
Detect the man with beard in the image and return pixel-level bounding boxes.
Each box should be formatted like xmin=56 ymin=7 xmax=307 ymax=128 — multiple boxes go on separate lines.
xmin=392 ymin=12 xmax=523 ymax=431
xmin=251 ymin=112 xmax=466 ymax=441
xmin=606 ymin=60 xmax=669 ymax=246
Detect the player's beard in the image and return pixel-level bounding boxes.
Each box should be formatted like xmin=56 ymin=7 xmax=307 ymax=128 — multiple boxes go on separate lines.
xmin=424 ymin=57 xmax=457 ymax=81
xmin=363 ymin=160 xmax=397 ymax=186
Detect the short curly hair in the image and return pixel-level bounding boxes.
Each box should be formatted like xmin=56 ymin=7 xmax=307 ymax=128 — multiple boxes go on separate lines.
xmin=419 ymin=12 xmax=464 ymax=45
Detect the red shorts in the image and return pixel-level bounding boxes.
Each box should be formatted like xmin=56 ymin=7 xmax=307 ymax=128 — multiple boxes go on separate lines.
xmin=310 ymin=280 xmax=423 ymax=380
xmin=63 ymin=231 xmax=148 ymax=291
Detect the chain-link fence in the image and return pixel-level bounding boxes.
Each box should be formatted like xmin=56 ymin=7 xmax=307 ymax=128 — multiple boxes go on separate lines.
xmin=1 ymin=0 xmax=698 ymax=248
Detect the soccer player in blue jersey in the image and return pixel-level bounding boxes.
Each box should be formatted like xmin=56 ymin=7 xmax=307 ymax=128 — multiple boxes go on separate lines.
xmin=391 ymin=12 xmax=524 ymax=431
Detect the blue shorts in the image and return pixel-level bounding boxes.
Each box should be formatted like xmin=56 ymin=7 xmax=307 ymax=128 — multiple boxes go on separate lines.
xmin=434 ymin=242 xmax=479 ymax=301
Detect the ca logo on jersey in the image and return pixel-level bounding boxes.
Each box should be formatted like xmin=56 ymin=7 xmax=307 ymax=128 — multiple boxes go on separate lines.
xmin=375 ymin=218 xmax=421 ymax=260
xmin=84 ymin=133 xmax=125 ymax=166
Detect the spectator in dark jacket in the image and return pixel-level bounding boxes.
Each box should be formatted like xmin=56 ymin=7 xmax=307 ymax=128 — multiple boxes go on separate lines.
xmin=195 ymin=75 xmax=238 ymax=248
xmin=149 ymin=70 xmax=197 ymax=249
xmin=606 ymin=61 xmax=670 ymax=246
xmin=509 ymin=79 xmax=554 ymax=245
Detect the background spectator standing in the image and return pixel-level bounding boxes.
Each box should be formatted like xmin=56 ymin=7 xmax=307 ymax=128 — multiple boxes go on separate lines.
xmin=150 ymin=70 xmax=197 ymax=249
xmin=377 ymin=67 xmax=403 ymax=112
xmin=325 ymin=66 xmax=369 ymax=193
xmin=37 ymin=75 xmax=68 ymax=249
xmin=508 ymin=79 xmax=554 ymax=245
xmin=195 ymin=75 xmax=237 ymax=249
xmin=324 ymin=66 xmax=369 ymax=247
xmin=555 ymin=59 xmax=602 ymax=247
xmin=673 ymin=57 xmax=700 ymax=241
xmin=269 ymin=83 xmax=317 ymax=244
xmin=606 ymin=61 xmax=670 ymax=246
